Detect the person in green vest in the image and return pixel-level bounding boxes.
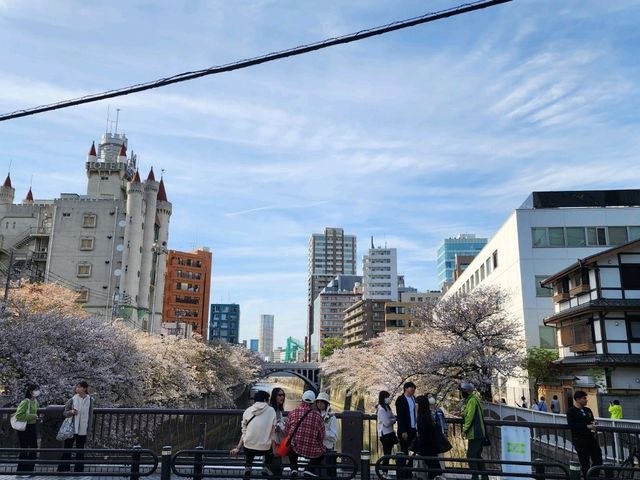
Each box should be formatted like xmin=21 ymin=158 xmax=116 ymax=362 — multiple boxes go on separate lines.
xmin=460 ymin=382 xmax=489 ymax=480
xmin=608 ymin=400 xmax=623 ymax=419
xmin=15 ymin=384 xmax=40 ymax=475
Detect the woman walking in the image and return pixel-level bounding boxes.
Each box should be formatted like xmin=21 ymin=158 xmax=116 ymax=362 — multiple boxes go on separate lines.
xmin=15 ymin=384 xmax=40 ymax=475
xmin=376 ymin=390 xmax=398 ymax=470
xmin=58 ymin=381 xmax=94 ymax=472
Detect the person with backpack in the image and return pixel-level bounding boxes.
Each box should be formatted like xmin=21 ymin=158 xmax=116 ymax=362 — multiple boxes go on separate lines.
xmin=285 ymin=390 xmax=325 ymax=477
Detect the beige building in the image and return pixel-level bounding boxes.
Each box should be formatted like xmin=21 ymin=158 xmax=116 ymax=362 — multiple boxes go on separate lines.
xmin=343 ymin=299 xmax=385 ymax=348
xmin=0 ymin=132 xmax=172 ymax=333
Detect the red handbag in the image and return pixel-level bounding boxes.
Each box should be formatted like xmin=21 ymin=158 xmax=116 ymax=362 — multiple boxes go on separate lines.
xmin=275 ymin=409 xmax=313 ymax=458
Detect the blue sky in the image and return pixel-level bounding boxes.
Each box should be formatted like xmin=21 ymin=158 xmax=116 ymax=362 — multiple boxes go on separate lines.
xmin=1 ymin=1 xmax=639 ymax=347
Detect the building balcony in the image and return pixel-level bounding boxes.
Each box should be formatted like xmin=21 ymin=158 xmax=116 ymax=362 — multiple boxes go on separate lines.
xmin=569 ymin=284 xmax=591 ymax=296
xmin=553 ymin=292 xmax=570 ymax=303
xmin=569 ymin=342 xmax=596 ymax=353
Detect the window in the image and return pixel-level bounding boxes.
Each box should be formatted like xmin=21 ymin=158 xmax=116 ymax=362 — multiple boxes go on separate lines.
xmin=549 ymin=227 xmax=565 ymax=247
xmin=539 ymin=326 xmax=557 ymax=348
xmin=587 ymin=227 xmax=606 ymax=246
xmin=609 ymin=227 xmax=628 ymax=245
xmin=79 ymin=237 xmax=94 ymax=250
xmin=620 ymin=264 xmax=640 ymax=290
xmin=566 ymin=227 xmax=586 ymax=247
xmin=629 ymin=227 xmax=640 ymax=241
xmin=492 ymin=250 xmax=499 ymax=270
xmin=75 ymin=289 xmax=89 ymax=303
xmin=77 ymin=263 xmax=92 ymax=277
xmin=535 ymin=276 xmax=552 ymax=297
xmin=628 ymin=314 xmax=640 ymax=341
xmin=560 ymin=319 xmax=593 ymax=346
xmin=532 ymin=228 xmax=547 ymax=247
xmin=82 ymin=214 xmax=97 ymax=228
xmin=62 ymin=212 xmax=71 ymax=218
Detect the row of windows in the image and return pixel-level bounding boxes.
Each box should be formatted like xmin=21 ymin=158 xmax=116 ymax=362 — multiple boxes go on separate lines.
xmin=175 ymin=270 xmax=202 ymax=280
xmin=175 ymin=257 xmax=203 ymax=268
xmin=460 ymin=251 xmax=499 ymax=294
xmin=175 ymin=295 xmax=200 ymax=305
xmin=175 ymin=282 xmax=200 ymax=292
xmin=174 ymin=308 xmax=199 ymax=318
xmin=532 ymin=226 xmax=640 ymax=248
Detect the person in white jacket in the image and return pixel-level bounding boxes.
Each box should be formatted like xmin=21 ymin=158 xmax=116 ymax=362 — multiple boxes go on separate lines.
xmin=316 ymin=392 xmax=338 ymax=478
xmin=231 ymin=390 xmax=277 ymax=479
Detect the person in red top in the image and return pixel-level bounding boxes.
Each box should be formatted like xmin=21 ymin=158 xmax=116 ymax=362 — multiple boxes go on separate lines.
xmin=285 ymin=390 xmax=325 ymax=477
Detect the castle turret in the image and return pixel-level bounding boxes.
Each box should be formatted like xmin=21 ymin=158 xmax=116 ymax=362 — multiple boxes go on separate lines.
xmin=151 ymin=177 xmax=172 ymax=334
xmin=137 ymin=167 xmax=159 ymax=320
xmin=0 ymin=174 xmax=15 ymax=205
xmin=86 ymin=133 xmax=136 ymax=201
xmin=120 ymin=170 xmax=145 ymax=320
xmin=23 ymin=187 xmax=34 ymax=204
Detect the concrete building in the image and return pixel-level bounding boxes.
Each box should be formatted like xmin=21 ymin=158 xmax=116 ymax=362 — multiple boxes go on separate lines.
xmin=259 ymin=314 xmax=274 ymax=361
xmin=436 ymin=234 xmax=487 ymax=289
xmin=362 ymin=244 xmax=398 ymax=301
xmin=400 ymin=291 xmax=442 ymax=303
xmin=343 ymin=299 xmax=385 ymax=348
xmin=162 ymin=248 xmax=212 ymax=338
xmin=0 ymin=132 xmax=172 ymax=333
xmin=307 ymin=227 xmax=357 ymax=359
xmin=540 ymin=239 xmax=640 ymax=418
xmin=209 ymin=303 xmax=240 ymax=344
xmin=442 ymin=189 xmax=640 ymax=402
xmin=249 ymin=339 xmax=259 ymax=353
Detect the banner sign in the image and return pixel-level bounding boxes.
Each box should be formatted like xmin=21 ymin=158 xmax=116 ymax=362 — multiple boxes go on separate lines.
xmin=501 ymin=426 xmax=531 ymax=480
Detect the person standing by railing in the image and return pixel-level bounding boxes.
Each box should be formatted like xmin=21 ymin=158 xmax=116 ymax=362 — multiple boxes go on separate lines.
xmin=608 ymin=399 xmax=623 ymax=419
xmin=414 ymin=394 xmax=443 ymax=480
xmin=268 ymin=387 xmax=287 ymax=476
xmin=460 ymin=382 xmax=489 ymax=480
xmin=551 ymin=395 xmax=561 ymax=414
xmin=316 ymin=392 xmax=338 ymax=478
xmin=376 ymin=390 xmax=398 ymax=471
xmin=395 ymin=381 xmax=417 ymax=479
xmin=15 ymin=384 xmax=40 ymax=476
xmin=536 ymin=396 xmax=548 ymax=412
xmin=285 ymin=390 xmax=325 ymax=477
xmin=567 ymin=390 xmax=602 ymax=479
xmin=57 ymin=381 xmax=94 ymax=473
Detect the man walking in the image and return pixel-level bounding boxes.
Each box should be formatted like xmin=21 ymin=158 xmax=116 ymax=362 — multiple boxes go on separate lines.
xmin=567 ymin=391 xmax=602 ymax=479
xmin=460 ymin=382 xmax=488 ymax=480
xmin=395 ymin=381 xmax=417 ymax=479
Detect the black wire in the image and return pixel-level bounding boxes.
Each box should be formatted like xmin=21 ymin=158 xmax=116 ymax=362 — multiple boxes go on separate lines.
xmin=0 ymin=0 xmax=513 ymax=122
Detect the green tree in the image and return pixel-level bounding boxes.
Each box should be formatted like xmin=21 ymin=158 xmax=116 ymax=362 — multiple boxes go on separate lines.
xmin=320 ymin=337 xmax=344 ymax=359
xmin=523 ymin=347 xmax=559 ymax=396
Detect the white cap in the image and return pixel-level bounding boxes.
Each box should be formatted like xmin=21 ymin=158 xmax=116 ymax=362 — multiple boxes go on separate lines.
xmin=302 ymin=390 xmax=316 ymax=403
xmin=316 ymin=392 xmax=330 ymax=404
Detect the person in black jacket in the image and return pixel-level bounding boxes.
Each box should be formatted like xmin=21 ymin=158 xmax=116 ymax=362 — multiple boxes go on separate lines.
xmin=566 ymin=391 xmax=602 ymax=479
xmin=395 ymin=381 xmax=417 ymax=479
xmin=414 ymin=395 xmax=442 ymax=480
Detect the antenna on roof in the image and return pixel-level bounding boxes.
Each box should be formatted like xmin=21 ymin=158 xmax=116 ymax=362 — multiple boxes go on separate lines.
xmin=105 ymin=105 xmax=110 ymax=134
xmin=371 ymin=236 xmax=374 ymax=249
xmin=7 ymin=158 xmax=11 ymax=176
xmin=115 ymin=108 xmax=121 ymax=133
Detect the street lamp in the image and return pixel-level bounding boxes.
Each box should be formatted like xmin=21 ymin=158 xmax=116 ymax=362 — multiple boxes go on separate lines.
xmin=150 ymin=241 xmax=168 ymax=334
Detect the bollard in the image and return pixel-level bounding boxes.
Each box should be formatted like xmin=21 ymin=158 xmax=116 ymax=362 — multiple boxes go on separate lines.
xmin=130 ymin=445 xmax=141 ymax=480
xmin=569 ymin=460 xmax=581 ymax=480
xmin=533 ymin=458 xmax=545 ymax=480
xmin=193 ymin=445 xmax=204 ymax=480
xmin=360 ymin=450 xmax=371 ymax=480
xmin=161 ymin=446 xmax=172 ymax=480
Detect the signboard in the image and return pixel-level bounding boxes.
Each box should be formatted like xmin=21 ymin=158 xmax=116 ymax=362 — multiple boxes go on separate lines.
xmin=501 ymin=426 xmax=531 ymax=480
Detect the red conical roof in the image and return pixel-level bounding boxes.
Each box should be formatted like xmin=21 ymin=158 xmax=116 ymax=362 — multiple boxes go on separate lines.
xmin=157 ymin=178 xmax=168 ymax=202
xmin=88 ymin=141 xmax=97 ymax=156
xmin=3 ymin=174 xmax=11 ymax=188
xmin=25 ymin=187 xmax=33 ymax=201
xmin=147 ymin=167 xmax=156 ymax=182
xmin=132 ymin=170 xmax=141 ymax=183
xmin=118 ymin=144 xmax=126 ymax=157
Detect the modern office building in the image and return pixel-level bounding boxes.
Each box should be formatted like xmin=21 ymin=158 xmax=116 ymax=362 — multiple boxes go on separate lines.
xmin=436 ymin=234 xmax=488 ymax=289
xmin=209 ymin=303 xmax=240 ymax=344
xmin=258 ymin=314 xmax=275 ymax=361
xmin=442 ymin=189 xmax=640 ymax=402
xmin=0 ymin=132 xmax=172 ymax=333
xmin=362 ymin=244 xmax=398 ymax=300
xmin=162 ymin=247 xmax=212 ymax=338
xmin=343 ymin=299 xmax=385 ymax=348
xmin=307 ymin=227 xmax=356 ymax=360
xmin=249 ymin=339 xmax=259 ymax=353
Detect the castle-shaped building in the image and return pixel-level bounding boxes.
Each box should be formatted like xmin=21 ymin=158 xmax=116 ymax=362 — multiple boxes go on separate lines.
xmin=0 ymin=132 xmax=172 ymax=333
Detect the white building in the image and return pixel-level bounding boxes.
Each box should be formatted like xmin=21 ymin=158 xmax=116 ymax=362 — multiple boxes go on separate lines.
xmin=362 ymin=245 xmax=398 ymax=301
xmin=442 ymin=190 xmax=640 ymax=401
xmin=258 ymin=314 xmax=274 ymax=361
xmin=0 ymin=132 xmax=172 ymax=333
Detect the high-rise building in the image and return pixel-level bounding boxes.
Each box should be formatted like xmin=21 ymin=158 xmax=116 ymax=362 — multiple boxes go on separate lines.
xmin=0 ymin=132 xmax=172 ymax=333
xmin=436 ymin=234 xmax=488 ymax=289
xmin=209 ymin=303 xmax=240 ymax=343
xmin=162 ymin=247 xmax=212 ymax=338
xmin=307 ymin=227 xmax=356 ymax=360
xmin=259 ymin=314 xmax=274 ymax=361
xmin=249 ymin=339 xmax=259 ymax=353
xmin=362 ymin=243 xmax=398 ymax=300
xmin=343 ymin=299 xmax=385 ymax=348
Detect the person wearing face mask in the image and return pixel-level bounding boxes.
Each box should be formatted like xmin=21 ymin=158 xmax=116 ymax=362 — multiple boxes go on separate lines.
xmin=316 ymin=392 xmax=338 ymax=478
xmin=376 ymin=391 xmax=398 ymax=473
xmin=15 ymin=384 xmax=40 ymax=476
xmin=460 ymin=382 xmax=488 ymax=480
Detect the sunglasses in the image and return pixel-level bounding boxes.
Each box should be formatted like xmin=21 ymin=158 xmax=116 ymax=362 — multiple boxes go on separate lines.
xmin=277 ymin=393 xmax=285 ymax=397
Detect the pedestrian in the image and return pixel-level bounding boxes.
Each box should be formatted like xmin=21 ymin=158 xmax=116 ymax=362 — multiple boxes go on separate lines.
xmin=518 ymin=396 xmax=528 ymax=409
xmin=608 ymin=399 xmax=623 ymax=419
xmin=15 ymin=384 xmax=40 ymax=476
xmin=268 ymin=387 xmax=287 ymax=476
xmin=285 ymin=390 xmax=325 ymax=477
xmin=537 ymin=396 xmax=548 ymax=412
xmin=460 ymin=382 xmax=489 ymax=480
xmin=57 ymin=381 xmax=94 ymax=472
xmin=315 ymin=392 xmax=338 ymax=478
xmin=376 ymin=390 xmax=398 ymax=473
xmin=395 ymin=381 xmax=417 ymax=479
xmin=566 ymin=390 xmax=602 ymax=479
xmin=414 ymin=395 xmax=443 ymax=480
xmin=500 ymin=398 xmax=507 ymax=405
xmin=550 ymin=395 xmax=561 ymax=414
xmin=429 ymin=393 xmax=448 ymax=475
xmin=230 ymin=390 xmax=277 ymax=479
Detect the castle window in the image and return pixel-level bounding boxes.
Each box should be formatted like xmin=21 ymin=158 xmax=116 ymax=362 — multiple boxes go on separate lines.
xmin=75 ymin=289 xmax=89 ymax=303
xmin=82 ymin=214 xmax=97 ymax=228
xmin=79 ymin=237 xmax=94 ymax=251
xmin=77 ymin=263 xmax=92 ymax=277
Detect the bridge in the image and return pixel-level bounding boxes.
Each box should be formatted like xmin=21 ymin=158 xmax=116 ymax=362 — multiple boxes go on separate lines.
xmin=261 ymin=362 xmax=321 ymax=392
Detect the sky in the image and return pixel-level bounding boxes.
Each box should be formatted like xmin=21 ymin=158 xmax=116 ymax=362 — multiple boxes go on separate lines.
xmin=1 ymin=0 xmax=640 ymax=347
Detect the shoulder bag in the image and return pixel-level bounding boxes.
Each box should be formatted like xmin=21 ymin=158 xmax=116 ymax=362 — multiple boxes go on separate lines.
xmin=10 ymin=400 xmax=30 ymax=432
xmin=275 ymin=408 xmax=313 ymax=458
xmin=57 ymin=415 xmax=75 ymax=441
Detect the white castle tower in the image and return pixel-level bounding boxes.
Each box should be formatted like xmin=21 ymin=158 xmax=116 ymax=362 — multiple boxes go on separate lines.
xmin=137 ymin=168 xmax=159 ymax=317
xmin=151 ymin=177 xmax=171 ymax=333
